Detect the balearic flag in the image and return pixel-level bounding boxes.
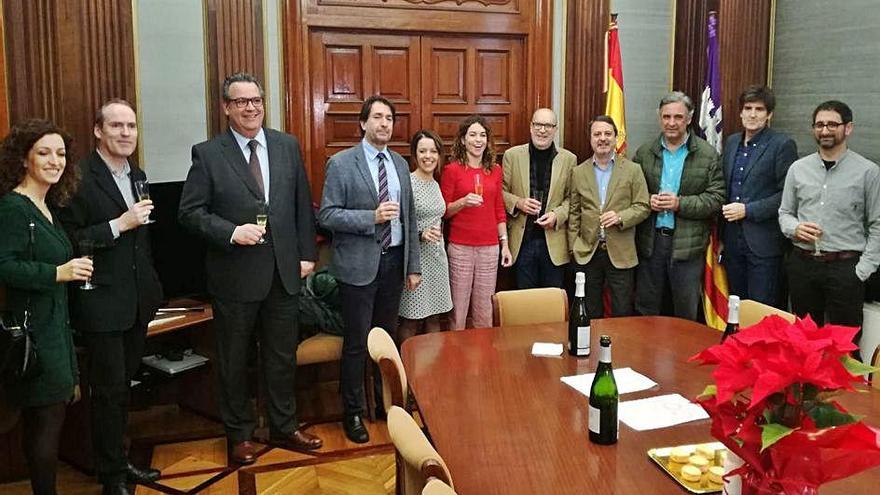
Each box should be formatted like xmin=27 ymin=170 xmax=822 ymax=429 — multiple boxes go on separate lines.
xmin=604 ymin=15 xmax=626 ymax=155
xmin=699 ymin=11 xmax=729 ymax=331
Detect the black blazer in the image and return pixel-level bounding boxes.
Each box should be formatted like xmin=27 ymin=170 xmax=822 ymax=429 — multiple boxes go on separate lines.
xmin=721 ymin=127 xmax=798 ymax=258
xmin=59 ymin=151 xmax=164 ymax=333
xmin=178 ymin=128 xmax=317 ymax=302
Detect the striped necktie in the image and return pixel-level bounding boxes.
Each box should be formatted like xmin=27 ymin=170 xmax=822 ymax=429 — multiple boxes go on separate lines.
xmin=248 ymin=140 xmax=265 ymax=198
xmin=377 ymin=153 xmax=391 ymax=249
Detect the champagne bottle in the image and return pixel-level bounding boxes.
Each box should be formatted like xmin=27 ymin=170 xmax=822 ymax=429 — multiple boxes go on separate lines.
xmin=568 ymin=272 xmax=590 ymax=357
xmin=588 ymin=335 xmax=618 ymax=445
xmin=721 ymin=295 xmax=740 ymax=343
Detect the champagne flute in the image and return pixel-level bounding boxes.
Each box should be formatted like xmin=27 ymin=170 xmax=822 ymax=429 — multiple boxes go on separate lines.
xmin=79 ymin=239 xmax=96 ymax=291
xmin=256 ymin=201 xmax=268 ymax=245
xmin=813 ymin=229 xmax=822 ymax=256
xmin=133 ymin=180 xmax=155 ymax=224
xmin=474 ymin=173 xmax=483 ymax=196
xmin=531 ymin=189 xmax=545 ymax=221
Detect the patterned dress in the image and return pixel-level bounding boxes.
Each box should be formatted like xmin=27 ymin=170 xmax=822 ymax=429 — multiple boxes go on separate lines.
xmin=399 ymin=173 xmax=453 ymax=319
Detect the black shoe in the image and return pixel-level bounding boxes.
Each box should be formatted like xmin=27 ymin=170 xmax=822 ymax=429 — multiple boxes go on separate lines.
xmin=102 ymin=482 xmax=131 ymax=495
xmin=343 ymin=414 xmax=370 ymax=444
xmin=125 ymin=460 xmax=161 ymax=484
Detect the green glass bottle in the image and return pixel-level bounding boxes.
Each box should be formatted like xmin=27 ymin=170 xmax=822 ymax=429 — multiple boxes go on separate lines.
xmin=588 ymin=335 xmax=618 ymax=445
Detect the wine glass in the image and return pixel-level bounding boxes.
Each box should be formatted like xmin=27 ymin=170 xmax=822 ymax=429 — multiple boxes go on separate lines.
xmin=133 ymin=180 xmax=155 ymax=224
xmin=255 ymin=201 xmax=268 ymax=245
xmin=531 ymin=189 xmax=545 ymax=220
xmin=79 ymin=239 xmax=96 ymax=291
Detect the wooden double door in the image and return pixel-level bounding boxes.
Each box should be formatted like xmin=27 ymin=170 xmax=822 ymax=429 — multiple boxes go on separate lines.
xmin=308 ymin=30 xmax=526 ymax=198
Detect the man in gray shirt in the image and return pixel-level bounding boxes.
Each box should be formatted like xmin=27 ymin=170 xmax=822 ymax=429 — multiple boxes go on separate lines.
xmin=779 ymin=100 xmax=880 ymax=346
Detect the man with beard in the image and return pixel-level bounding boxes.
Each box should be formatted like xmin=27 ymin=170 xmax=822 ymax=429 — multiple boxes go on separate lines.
xmin=779 ymin=100 xmax=880 ymax=346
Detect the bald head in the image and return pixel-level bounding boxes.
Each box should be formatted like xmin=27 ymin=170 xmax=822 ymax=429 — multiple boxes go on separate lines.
xmin=530 ymin=108 xmax=558 ymax=150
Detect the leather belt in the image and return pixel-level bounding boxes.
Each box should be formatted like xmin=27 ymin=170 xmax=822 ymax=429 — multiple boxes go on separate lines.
xmin=795 ymin=247 xmax=860 ymax=262
xmin=656 ymin=227 xmax=675 ymax=237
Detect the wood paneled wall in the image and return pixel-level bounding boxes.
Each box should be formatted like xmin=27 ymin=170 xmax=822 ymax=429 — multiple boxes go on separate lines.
xmin=205 ymin=0 xmax=266 ymax=137
xmin=0 ymin=6 xmax=8 ymax=138
xmin=563 ymin=0 xmax=610 ymax=163
xmin=2 ymin=0 xmax=135 ymax=159
xmin=673 ymin=0 xmax=773 ymax=139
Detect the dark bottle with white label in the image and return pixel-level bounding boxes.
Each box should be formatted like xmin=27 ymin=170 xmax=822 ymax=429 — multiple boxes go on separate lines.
xmin=721 ymin=295 xmax=740 ymax=343
xmin=568 ymin=271 xmax=590 ymax=357
xmin=588 ymin=335 xmax=618 ymax=445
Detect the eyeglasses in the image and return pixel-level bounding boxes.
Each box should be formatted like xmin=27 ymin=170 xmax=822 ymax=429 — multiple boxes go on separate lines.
xmin=812 ymin=121 xmax=843 ymax=131
xmin=531 ymin=122 xmax=557 ymax=131
xmin=228 ymin=97 xmax=264 ymax=109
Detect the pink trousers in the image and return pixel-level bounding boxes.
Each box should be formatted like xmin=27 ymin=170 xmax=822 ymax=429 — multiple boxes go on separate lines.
xmin=447 ymin=243 xmax=499 ymax=329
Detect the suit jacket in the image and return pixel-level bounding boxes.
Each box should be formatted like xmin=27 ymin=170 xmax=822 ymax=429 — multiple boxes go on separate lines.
xmin=721 ymin=127 xmax=798 ymax=258
xmin=178 ymin=128 xmax=317 ymax=302
xmin=501 ymin=143 xmax=577 ymax=265
xmin=59 ymin=151 xmax=164 ymax=333
xmin=567 ymin=155 xmax=650 ymax=268
xmin=318 ymin=143 xmax=420 ymax=287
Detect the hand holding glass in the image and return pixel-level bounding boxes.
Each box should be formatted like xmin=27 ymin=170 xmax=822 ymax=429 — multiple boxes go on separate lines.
xmin=813 ymin=229 xmax=823 ymax=256
xmin=133 ymin=180 xmax=155 ymax=224
xmin=474 ymin=173 xmax=483 ymax=196
xmin=256 ymin=202 xmax=268 ymax=244
xmin=79 ymin=239 xmax=96 ymax=290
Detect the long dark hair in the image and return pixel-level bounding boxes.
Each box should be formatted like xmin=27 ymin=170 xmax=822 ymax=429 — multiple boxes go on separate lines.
xmin=0 ymin=119 xmax=78 ymax=207
xmin=409 ymin=129 xmax=445 ymax=180
xmin=450 ymin=115 xmax=496 ymax=172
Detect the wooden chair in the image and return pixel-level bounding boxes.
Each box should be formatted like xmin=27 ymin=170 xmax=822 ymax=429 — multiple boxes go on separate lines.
xmin=871 ymin=346 xmax=880 ymax=390
xmin=296 ymin=332 xmax=343 ymax=366
xmin=491 ymin=287 xmax=568 ymax=327
xmin=739 ymin=299 xmax=795 ymax=329
xmin=422 ymin=478 xmax=457 ymax=495
xmin=367 ymin=327 xmax=408 ymax=414
xmin=388 ymin=405 xmax=453 ymax=495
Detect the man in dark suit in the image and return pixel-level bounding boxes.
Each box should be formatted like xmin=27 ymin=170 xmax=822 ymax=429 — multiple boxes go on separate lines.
xmin=179 ymin=73 xmax=321 ymax=465
xmin=59 ymin=99 xmax=163 ymax=495
xmin=318 ymin=95 xmax=421 ymax=443
xmin=720 ymin=86 xmax=797 ymax=306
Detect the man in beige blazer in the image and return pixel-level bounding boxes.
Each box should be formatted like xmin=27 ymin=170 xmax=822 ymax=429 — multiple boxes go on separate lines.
xmin=503 ymin=108 xmax=578 ymax=288
xmin=568 ymin=116 xmax=650 ymax=317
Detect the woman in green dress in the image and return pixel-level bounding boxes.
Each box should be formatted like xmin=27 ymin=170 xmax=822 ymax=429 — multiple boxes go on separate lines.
xmin=0 ymin=119 xmax=93 ymax=495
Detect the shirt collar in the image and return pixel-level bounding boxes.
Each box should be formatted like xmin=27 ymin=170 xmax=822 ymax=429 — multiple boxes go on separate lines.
xmin=743 ymin=126 xmax=768 ymax=146
xmin=362 ymin=139 xmax=389 ymax=161
xmin=230 ymin=127 xmax=266 ymax=151
xmin=661 ymin=133 xmax=690 ymax=152
xmin=592 ymin=153 xmax=616 ymax=170
xmin=97 ymin=149 xmax=130 ymax=178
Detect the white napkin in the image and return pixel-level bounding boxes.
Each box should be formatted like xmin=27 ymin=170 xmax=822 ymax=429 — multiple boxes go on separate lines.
xmin=531 ymin=342 xmax=564 ymax=357
xmin=560 ymin=367 xmax=658 ymax=397
xmin=618 ymin=393 xmax=709 ymax=431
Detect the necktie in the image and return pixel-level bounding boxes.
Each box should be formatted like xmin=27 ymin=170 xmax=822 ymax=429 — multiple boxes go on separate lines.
xmin=247 ymin=140 xmax=265 ymax=198
xmin=377 ymin=153 xmax=391 ymax=249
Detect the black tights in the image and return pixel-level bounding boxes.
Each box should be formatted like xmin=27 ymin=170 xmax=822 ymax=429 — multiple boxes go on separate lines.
xmin=22 ymin=402 xmax=66 ymax=495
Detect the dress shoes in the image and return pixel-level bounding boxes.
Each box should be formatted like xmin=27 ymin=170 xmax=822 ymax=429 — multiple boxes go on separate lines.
xmin=271 ymin=429 xmax=323 ymax=451
xmin=125 ymin=460 xmax=161 ymax=484
xmin=228 ymin=440 xmax=258 ymax=465
xmin=101 ymin=482 xmax=131 ymax=495
xmin=343 ymin=414 xmax=370 ymax=444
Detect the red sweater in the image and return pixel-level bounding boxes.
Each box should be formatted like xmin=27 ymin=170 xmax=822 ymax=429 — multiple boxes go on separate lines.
xmin=440 ymin=161 xmax=506 ymax=246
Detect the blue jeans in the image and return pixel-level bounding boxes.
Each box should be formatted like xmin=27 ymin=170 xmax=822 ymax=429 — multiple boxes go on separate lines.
xmin=515 ymin=235 xmax=564 ymax=289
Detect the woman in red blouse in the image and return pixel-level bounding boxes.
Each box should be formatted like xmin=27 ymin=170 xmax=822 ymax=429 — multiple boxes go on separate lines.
xmin=441 ymin=115 xmax=512 ymax=329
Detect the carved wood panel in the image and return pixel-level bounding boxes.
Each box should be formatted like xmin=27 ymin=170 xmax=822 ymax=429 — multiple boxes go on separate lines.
xmin=0 ymin=6 xmax=10 ymax=138
xmin=315 ymin=0 xmax=520 ymax=14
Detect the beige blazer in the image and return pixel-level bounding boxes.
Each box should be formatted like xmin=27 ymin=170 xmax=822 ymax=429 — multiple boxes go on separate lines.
xmin=502 ymin=143 xmax=577 ymax=266
xmin=568 ymin=155 xmax=650 ymax=268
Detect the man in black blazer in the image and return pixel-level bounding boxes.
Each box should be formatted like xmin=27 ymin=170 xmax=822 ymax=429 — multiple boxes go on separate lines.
xmin=60 ymin=99 xmax=163 ymax=495
xmin=179 ymin=73 xmax=321 ymax=465
xmin=720 ymin=86 xmax=797 ymax=306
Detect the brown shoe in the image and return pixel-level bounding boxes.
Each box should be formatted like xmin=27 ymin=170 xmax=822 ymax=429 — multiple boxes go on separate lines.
xmin=228 ymin=440 xmax=258 ymax=465
xmin=272 ymin=429 xmax=323 ymax=451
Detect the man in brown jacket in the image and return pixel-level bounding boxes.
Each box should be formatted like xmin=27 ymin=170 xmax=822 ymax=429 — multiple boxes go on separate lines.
xmin=568 ymin=116 xmax=650 ymax=317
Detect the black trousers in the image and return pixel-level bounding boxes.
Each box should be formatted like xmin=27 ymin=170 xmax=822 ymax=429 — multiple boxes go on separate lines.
xmin=575 ymin=247 xmax=635 ymax=318
xmin=212 ymin=269 xmax=300 ymax=444
xmin=787 ymin=252 xmax=864 ymax=329
xmin=338 ymin=247 xmax=404 ymax=416
xmin=83 ymin=324 xmax=147 ymax=484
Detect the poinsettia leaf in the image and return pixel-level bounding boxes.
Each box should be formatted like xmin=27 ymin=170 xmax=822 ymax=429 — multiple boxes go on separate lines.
xmin=698 ymin=384 xmax=717 ymax=399
xmin=807 ymin=402 xmax=862 ymax=428
xmin=760 ymin=422 xmax=794 ymax=451
xmin=841 ymin=354 xmax=880 ymax=377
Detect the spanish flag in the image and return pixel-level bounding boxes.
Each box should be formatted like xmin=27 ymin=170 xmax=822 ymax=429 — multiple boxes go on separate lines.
xmin=604 ymin=15 xmax=626 ymax=155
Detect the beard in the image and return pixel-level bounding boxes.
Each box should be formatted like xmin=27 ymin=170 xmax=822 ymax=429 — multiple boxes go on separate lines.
xmin=815 ymin=134 xmax=840 ymax=149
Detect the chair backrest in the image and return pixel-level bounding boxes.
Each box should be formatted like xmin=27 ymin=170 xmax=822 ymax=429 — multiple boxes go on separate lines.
xmin=367 ymin=327 xmax=407 ymax=413
xmin=739 ymin=299 xmax=795 ymax=329
xmin=872 ymin=347 xmax=880 ymax=390
xmin=492 ymin=287 xmax=568 ymax=327
xmin=422 ymin=478 xmax=458 ymax=495
xmin=388 ymin=406 xmax=453 ymax=495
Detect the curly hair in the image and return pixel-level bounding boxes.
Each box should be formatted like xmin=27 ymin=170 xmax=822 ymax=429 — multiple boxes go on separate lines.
xmin=450 ymin=115 xmax=496 ymax=172
xmin=0 ymin=119 xmax=78 ymax=207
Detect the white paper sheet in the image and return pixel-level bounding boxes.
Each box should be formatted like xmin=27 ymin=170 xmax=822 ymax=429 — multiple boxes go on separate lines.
xmin=531 ymin=342 xmax=564 ymax=357
xmin=560 ymin=367 xmax=658 ymax=397
xmin=618 ymin=393 xmax=709 ymax=431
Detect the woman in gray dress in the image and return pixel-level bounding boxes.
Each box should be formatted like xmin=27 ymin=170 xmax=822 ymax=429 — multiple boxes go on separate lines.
xmin=398 ymin=130 xmax=453 ymax=343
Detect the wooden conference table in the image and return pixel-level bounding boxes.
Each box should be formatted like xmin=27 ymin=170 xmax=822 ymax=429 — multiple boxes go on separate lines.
xmin=401 ymin=316 xmax=880 ymax=495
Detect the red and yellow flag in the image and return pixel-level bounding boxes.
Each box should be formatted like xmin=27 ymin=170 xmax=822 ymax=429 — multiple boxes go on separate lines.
xmin=703 ymin=223 xmax=729 ymax=330
xmin=604 ymin=16 xmax=627 ymax=155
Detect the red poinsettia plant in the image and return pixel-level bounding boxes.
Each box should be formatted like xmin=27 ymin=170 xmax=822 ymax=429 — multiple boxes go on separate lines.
xmin=690 ymin=315 xmax=880 ymax=494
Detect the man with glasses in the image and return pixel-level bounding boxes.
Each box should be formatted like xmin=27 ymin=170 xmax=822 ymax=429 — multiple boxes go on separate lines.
xmin=779 ymin=100 xmax=880 ymax=349
xmin=179 ymin=72 xmax=321 ymax=465
xmin=502 ymin=108 xmax=577 ymax=288
xmin=632 ymin=91 xmax=725 ymax=321
xmin=720 ymin=86 xmax=798 ymax=306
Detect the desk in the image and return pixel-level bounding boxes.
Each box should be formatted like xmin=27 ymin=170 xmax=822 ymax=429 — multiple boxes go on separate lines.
xmin=401 ymin=316 xmax=880 ymax=495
